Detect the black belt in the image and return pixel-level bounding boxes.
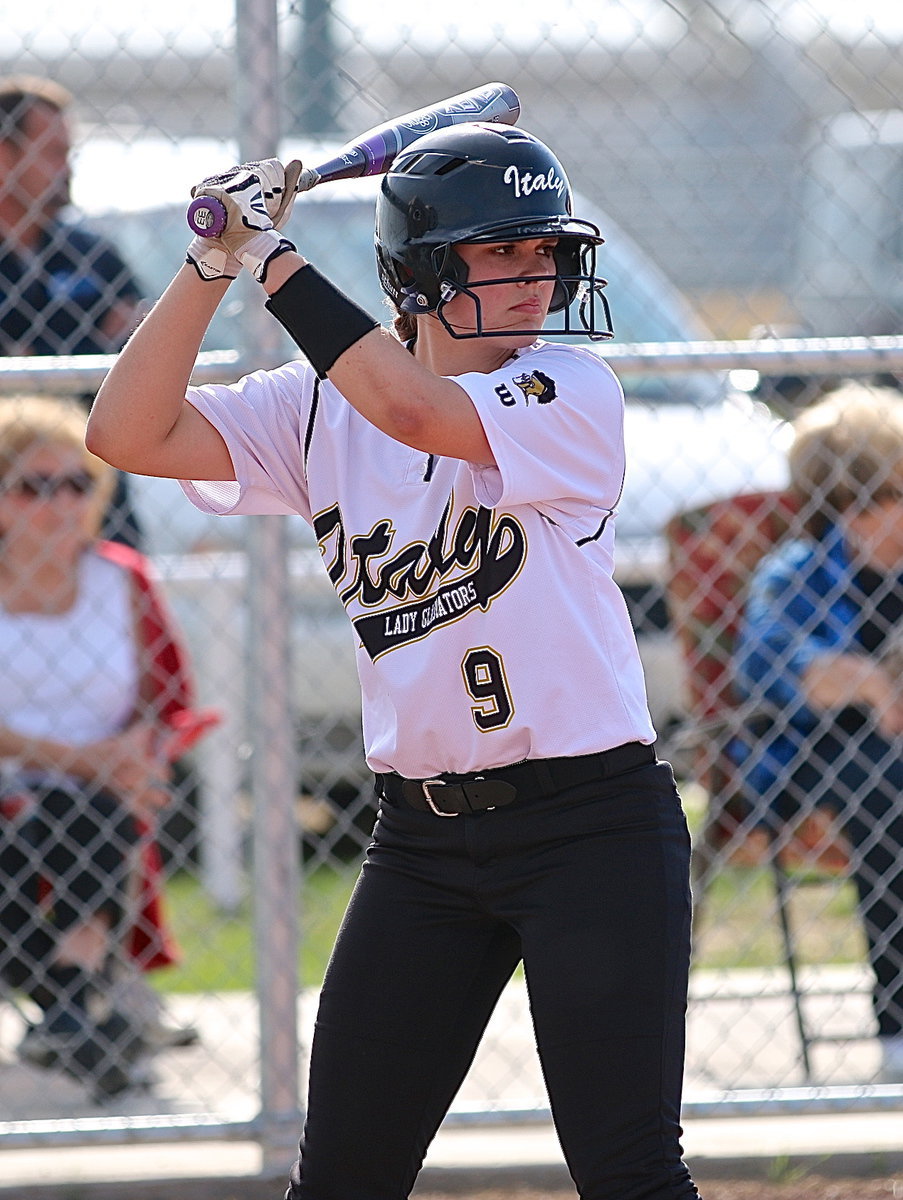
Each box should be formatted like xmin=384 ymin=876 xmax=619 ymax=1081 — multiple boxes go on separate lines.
xmin=376 ymin=741 xmax=656 ymax=817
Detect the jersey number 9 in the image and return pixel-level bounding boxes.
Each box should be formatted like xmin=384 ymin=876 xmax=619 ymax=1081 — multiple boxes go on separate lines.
xmin=462 ymin=647 xmax=514 ymax=732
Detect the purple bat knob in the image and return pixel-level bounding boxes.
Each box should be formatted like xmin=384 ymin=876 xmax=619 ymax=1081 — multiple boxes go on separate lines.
xmin=187 ymin=195 xmax=228 ymax=237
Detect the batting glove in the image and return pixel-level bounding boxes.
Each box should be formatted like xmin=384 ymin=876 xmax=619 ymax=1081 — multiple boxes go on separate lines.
xmin=186 ymin=236 xmax=242 ymax=283
xmin=269 ymin=158 xmax=304 ymax=230
xmin=187 ymin=160 xmax=302 ymax=283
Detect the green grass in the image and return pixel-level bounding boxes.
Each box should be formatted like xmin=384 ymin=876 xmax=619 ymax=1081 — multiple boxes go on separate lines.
xmin=153 ymin=866 xmax=358 ymax=994
xmin=149 ymin=785 xmax=867 ymax=993
xmin=681 ymin=780 xmax=867 ymax=970
xmin=692 ymin=865 xmax=866 ymax=969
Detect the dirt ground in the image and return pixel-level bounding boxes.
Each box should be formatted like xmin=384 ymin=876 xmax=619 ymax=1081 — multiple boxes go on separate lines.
xmin=8 ymin=1176 xmax=900 ymax=1200
xmin=689 ymin=1184 xmax=903 ymax=1199
xmin=416 ymin=1182 xmax=903 ymax=1199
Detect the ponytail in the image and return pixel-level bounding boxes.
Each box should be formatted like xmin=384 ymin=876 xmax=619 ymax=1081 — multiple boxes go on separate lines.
xmin=392 ymin=309 xmax=418 ymax=344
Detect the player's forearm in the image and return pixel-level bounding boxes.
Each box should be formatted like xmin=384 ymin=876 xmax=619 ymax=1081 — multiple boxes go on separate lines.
xmin=88 ymin=265 xmax=229 ymax=473
xmin=98 ymin=297 xmax=144 ymax=353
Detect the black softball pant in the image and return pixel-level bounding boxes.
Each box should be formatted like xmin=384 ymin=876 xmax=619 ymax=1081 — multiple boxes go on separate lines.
xmin=286 ymin=759 xmax=701 ymax=1200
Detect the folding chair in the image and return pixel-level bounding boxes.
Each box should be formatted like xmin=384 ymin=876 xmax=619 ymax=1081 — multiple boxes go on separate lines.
xmin=665 ymin=489 xmax=851 ymax=1079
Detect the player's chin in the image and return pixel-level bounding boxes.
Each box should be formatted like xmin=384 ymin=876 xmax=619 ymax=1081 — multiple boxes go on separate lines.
xmin=453 ymin=323 xmax=541 ymax=347
xmin=506 ymin=307 xmax=548 ymax=336
xmin=496 ymin=323 xmax=545 ymax=348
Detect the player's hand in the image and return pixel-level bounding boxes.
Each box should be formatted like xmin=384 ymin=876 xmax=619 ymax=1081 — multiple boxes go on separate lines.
xmin=190 ymin=160 xmax=276 ymax=242
xmin=187 ymin=160 xmax=298 ymax=283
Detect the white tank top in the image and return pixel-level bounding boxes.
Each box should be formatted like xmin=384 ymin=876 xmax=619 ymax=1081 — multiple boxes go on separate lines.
xmin=0 ymin=549 xmax=140 ymax=750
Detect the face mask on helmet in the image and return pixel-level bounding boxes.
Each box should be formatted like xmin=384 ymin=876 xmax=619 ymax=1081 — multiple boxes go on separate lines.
xmin=374 ymin=123 xmax=614 ymax=341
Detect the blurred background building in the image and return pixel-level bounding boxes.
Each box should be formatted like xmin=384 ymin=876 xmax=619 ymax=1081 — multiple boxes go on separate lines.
xmin=3 ymin=0 xmax=902 ymax=338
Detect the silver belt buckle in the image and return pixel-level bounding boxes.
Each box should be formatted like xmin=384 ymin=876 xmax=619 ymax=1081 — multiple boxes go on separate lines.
xmin=421 ymin=779 xmax=459 ymax=817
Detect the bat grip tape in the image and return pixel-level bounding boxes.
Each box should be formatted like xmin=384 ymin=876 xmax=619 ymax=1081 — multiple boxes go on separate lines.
xmin=265 ymin=264 xmax=379 ymax=379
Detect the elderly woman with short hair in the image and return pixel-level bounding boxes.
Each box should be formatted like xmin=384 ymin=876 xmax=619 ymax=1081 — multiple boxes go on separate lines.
xmin=735 ymin=383 xmax=903 ymax=1083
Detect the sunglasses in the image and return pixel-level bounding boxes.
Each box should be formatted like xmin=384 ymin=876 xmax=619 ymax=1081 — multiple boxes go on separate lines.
xmin=2 ymin=472 xmax=96 ymax=500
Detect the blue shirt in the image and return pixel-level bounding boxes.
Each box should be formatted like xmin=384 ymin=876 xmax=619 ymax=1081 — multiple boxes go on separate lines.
xmin=732 ymin=525 xmax=881 ymax=794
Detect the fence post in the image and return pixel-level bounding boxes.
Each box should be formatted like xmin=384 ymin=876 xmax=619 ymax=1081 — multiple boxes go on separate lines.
xmin=234 ymin=0 xmax=303 ymax=1174
xmin=195 ymin=570 xmax=246 ymax=912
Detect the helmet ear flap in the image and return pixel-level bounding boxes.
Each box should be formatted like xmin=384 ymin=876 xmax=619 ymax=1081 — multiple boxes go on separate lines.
xmin=549 ymin=239 xmax=585 ymax=313
xmin=433 ymin=245 xmax=469 ymax=299
xmin=376 ymin=245 xmax=408 ymax=308
xmin=392 ymin=244 xmax=470 ymax=315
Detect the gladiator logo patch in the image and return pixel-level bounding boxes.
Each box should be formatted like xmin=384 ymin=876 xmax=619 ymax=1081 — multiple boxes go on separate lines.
xmin=312 ymin=496 xmax=527 ymax=660
xmin=512 ymin=370 xmax=557 ymax=404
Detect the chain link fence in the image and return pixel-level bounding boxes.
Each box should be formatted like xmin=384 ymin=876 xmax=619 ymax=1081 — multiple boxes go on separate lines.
xmin=1 ymin=0 xmax=903 ymax=1163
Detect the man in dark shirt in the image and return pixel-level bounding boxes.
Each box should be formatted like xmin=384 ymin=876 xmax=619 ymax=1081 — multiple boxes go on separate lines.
xmin=0 ymin=75 xmax=143 ymax=356
xmin=0 ymin=223 xmax=142 ymax=358
xmin=0 ymin=75 xmax=143 ymax=544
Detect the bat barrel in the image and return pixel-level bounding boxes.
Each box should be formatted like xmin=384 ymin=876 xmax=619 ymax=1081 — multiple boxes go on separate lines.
xmin=185 ymin=83 xmax=520 ymax=237
xmin=313 ymin=81 xmax=522 ymax=187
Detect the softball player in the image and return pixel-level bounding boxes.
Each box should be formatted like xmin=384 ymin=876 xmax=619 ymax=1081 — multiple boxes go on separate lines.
xmin=88 ymin=123 xmax=702 ymax=1199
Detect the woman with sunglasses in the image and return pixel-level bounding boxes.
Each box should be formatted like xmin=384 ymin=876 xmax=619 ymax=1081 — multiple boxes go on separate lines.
xmin=0 ymin=394 xmax=202 ymax=1101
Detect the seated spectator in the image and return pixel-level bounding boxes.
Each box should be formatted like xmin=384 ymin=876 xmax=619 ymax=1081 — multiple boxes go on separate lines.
xmin=0 ymin=395 xmax=213 ymax=1100
xmin=733 ymin=383 xmax=903 ymax=1083
xmin=0 ymin=74 xmax=145 ymax=548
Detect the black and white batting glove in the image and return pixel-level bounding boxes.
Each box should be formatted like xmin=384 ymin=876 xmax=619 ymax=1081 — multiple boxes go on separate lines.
xmin=186 ymin=236 xmax=242 ymax=283
xmin=187 ymin=159 xmax=302 ymax=283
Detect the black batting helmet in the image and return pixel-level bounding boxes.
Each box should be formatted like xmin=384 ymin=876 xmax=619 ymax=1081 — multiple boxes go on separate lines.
xmin=374 ymin=123 xmax=613 ymax=340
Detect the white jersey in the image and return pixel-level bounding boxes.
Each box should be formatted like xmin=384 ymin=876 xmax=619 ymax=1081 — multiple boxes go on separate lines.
xmin=182 ymin=339 xmax=655 ymax=778
xmin=0 ymin=549 xmax=139 ymax=756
